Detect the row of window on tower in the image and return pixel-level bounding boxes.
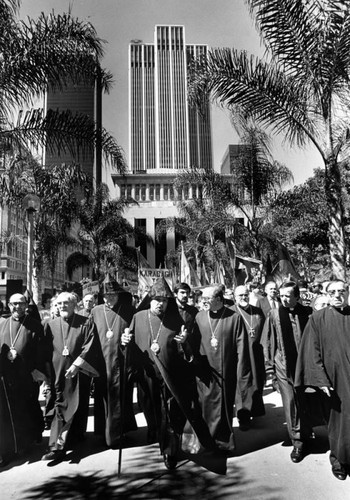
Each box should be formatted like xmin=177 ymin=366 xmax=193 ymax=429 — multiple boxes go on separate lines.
xmin=120 ymin=183 xmax=203 ymax=202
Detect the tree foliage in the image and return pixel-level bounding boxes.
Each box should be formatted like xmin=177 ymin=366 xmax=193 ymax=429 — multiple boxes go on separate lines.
xmin=270 ymin=169 xmax=329 ymax=251
xmin=74 ymin=184 xmax=150 ymax=282
xmin=0 ymin=0 xmax=126 ymax=170
xmin=188 ymin=0 xmax=350 ymax=278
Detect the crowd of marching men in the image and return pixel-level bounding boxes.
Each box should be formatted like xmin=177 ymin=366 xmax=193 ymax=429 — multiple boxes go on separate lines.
xmin=0 ymin=276 xmax=349 ymax=481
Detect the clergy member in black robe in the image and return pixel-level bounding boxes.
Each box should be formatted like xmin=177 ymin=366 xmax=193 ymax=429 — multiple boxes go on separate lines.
xmin=91 ymin=281 xmax=137 ymax=448
xmin=233 ymin=285 xmax=265 ymax=430
xmin=122 ymin=277 xmax=216 ymax=470
xmin=193 ymin=285 xmax=251 ymax=454
xmin=42 ymin=292 xmax=100 ymax=461
xmin=262 ymin=280 xmax=312 ymax=463
xmin=0 ymin=294 xmax=47 ymax=467
xmin=295 ymin=280 xmax=350 ymax=481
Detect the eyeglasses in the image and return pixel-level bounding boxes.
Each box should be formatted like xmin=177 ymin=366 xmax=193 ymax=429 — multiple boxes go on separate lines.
xmin=236 ymin=294 xmax=249 ymax=297
xmin=327 ymin=289 xmax=346 ymax=296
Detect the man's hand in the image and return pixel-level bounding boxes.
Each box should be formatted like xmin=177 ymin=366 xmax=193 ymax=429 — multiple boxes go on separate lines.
xmin=65 ymin=364 xmax=79 ymax=379
xmin=174 ymin=325 xmax=188 ymax=344
xmin=121 ymin=327 xmax=133 ymax=346
xmin=320 ymin=386 xmax=333 ymax=397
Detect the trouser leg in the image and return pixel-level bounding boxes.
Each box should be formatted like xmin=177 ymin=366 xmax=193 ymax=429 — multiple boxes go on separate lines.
xmin=275 ymin=364 xmax=302 ymax=446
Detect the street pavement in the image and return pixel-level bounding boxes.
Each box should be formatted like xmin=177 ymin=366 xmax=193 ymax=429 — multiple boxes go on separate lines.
xmin=1 ymin=380 xmax=349 ymax=500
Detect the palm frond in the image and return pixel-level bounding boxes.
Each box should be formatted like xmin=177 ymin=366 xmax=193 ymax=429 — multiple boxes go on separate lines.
xmin=4 ymin=108 xmax=127 ymax=170
xmin=189 ymin=47 xmax=323 ymax=150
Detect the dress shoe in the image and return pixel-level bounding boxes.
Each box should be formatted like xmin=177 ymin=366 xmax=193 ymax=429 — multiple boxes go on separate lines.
xmin=41 ymin=449 xmax=66 ymax=461
xmin=332 ymin=465 xmax=347 ymax=481
xmin=163 ymin=454 xmax=177 ymax=470
xmin=290 ymin=446 xmax=304 ymax=463
xmin=239 ymin=420 xmax=251 ymax=431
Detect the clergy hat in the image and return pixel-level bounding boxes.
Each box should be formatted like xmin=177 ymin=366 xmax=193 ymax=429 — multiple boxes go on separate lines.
xmin=149 ymin=277 xmax=173 ymax=299
xmin=103 ymin=279 xmax=128 ymax=295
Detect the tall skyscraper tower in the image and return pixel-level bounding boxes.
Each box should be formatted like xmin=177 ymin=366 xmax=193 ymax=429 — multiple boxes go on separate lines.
xmin=129 ymin=25 xmax=212 ymax=173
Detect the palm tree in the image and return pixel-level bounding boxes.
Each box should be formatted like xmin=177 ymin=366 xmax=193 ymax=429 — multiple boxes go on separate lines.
xmin=188 ymin=0 xmax=350 ymax=278
xmin=73 ymin=184 xmax=152 ymax=283
xmin=0 ymin=0 xmax=126 ymax=170
xmin=0 ymin=151 xmax=92 ymax=299
xmin=175 ymin=125 xmax=293 ymax=259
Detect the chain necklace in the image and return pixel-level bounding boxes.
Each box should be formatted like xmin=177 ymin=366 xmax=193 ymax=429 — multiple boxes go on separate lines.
xmin=60 ymin=314 xmax=75 ymax=356
xmin=237 ymin=305 xmax=255 ymax=337
xmin=8 ymin=316 xmax=26 ymax=362
xmin=207 ymin=308 xmax=225 ymax=351
xmin=148 ymin=310 xmax=165 ymax=355
xmin=104 ymin=304 xmax=121 ymax=340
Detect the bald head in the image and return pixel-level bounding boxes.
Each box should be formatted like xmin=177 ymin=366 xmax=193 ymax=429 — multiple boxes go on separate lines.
xmin=201 ymin=286 xmax=224 ymax=311
xmin=56 ymin=292 xmax=76 ymax=320
xmin=9 ymin=294 xmax=27 ymax=320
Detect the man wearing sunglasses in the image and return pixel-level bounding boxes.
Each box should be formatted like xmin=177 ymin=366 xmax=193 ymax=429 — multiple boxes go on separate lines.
xmin=296 ymin=280 xmax=350 ymax=481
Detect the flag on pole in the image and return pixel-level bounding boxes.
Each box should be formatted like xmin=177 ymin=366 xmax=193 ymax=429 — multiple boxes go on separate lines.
xmin=270 ymin=242 xmax=300 ymax=286
xmin=213 ymin=259 xmax=225 ymax=285
xmin=180 ymin=241 xmax=191 ymax=284
xmin=136 ymin=247 xmax=153 ymax=293
xmin=234 ymin=254 xmax=262 ymax=285
xmin=201 ymin=262 xmax=210 ymax=286
xmin=226 ymin=236 xmax=237 ymax=286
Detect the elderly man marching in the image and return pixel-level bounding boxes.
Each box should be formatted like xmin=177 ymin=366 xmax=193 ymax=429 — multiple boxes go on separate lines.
xmin=296 ymin=280 xmax=350 ymax=481
xmin=0 ymin=293 xmax=47 ymax=467
xmin=41 ymin=292 xmax=100 ymax=461
xmin=233 ymin=285 xmax=266 ymax=430
xmin=193 ymin=285 xmax=252 ymax=454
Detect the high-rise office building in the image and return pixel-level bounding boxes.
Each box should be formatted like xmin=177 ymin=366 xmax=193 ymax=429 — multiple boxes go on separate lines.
xmin=129 ymin=25 xmax=212 ymax=173
xmin=113 ymin=25 xmax=214 ymax=270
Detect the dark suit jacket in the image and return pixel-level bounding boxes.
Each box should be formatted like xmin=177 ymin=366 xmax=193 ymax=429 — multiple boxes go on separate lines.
xmin=256 ymin=296 xmax=280 ymax=317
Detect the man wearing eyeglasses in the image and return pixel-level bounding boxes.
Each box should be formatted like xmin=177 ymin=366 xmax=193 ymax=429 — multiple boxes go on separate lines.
xmin=296 ymin=280 xmax=350 ymax=481
xmin=0 ymin=293 xmax=47 ymax=467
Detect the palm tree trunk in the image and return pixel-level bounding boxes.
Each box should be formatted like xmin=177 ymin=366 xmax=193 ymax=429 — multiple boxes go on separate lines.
xmin=325 ymin=157 xmax=346 ymax=280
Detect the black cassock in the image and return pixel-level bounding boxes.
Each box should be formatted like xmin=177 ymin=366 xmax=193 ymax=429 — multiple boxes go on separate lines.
xmin=194 ymin=307 xmax=251 ymax=452
xmin=232 ymin=304 xmax=265 ymax=419
xmin=129 ymin=305 xmax=215 ymax=456
xmin=45 ymin=314 xmax=100 ymax=450
xmin=0 ymin=315 xmax=46 ymax=460
xmin=295 ymin=306 xmax=350 ymax=465
xmin=91 ymin=300 xmax=137 ymax=448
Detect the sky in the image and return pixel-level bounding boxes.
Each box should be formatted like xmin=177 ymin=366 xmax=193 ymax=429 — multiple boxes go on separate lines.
xmin=19 ymin=0 xmax=322 ymax=186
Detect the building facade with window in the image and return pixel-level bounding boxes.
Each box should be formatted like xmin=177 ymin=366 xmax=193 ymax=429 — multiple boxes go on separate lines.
xmin=113 ymin=25 xmax=214 ymax=267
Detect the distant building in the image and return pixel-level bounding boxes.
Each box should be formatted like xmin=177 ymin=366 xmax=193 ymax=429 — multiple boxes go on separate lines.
xmin=129 ymin=25 xmax=212 ymax=173
xmin=220 ymin=144 xmax=247 ymax=174
xmin=44 ymin=82 xmax=98 ymax=181
xmin=113 ymin=25 xmax=213 ymax=268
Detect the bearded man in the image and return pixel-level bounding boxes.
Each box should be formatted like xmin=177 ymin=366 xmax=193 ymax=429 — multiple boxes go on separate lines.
xmin=233 ymin=285 xmax=265 ymax=430
xmin=42 ymin=292 xmax=100 ymax=461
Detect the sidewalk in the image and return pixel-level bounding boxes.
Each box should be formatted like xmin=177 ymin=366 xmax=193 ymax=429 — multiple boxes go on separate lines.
xmin=1 ymin=384 xmax=349 ymax=500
